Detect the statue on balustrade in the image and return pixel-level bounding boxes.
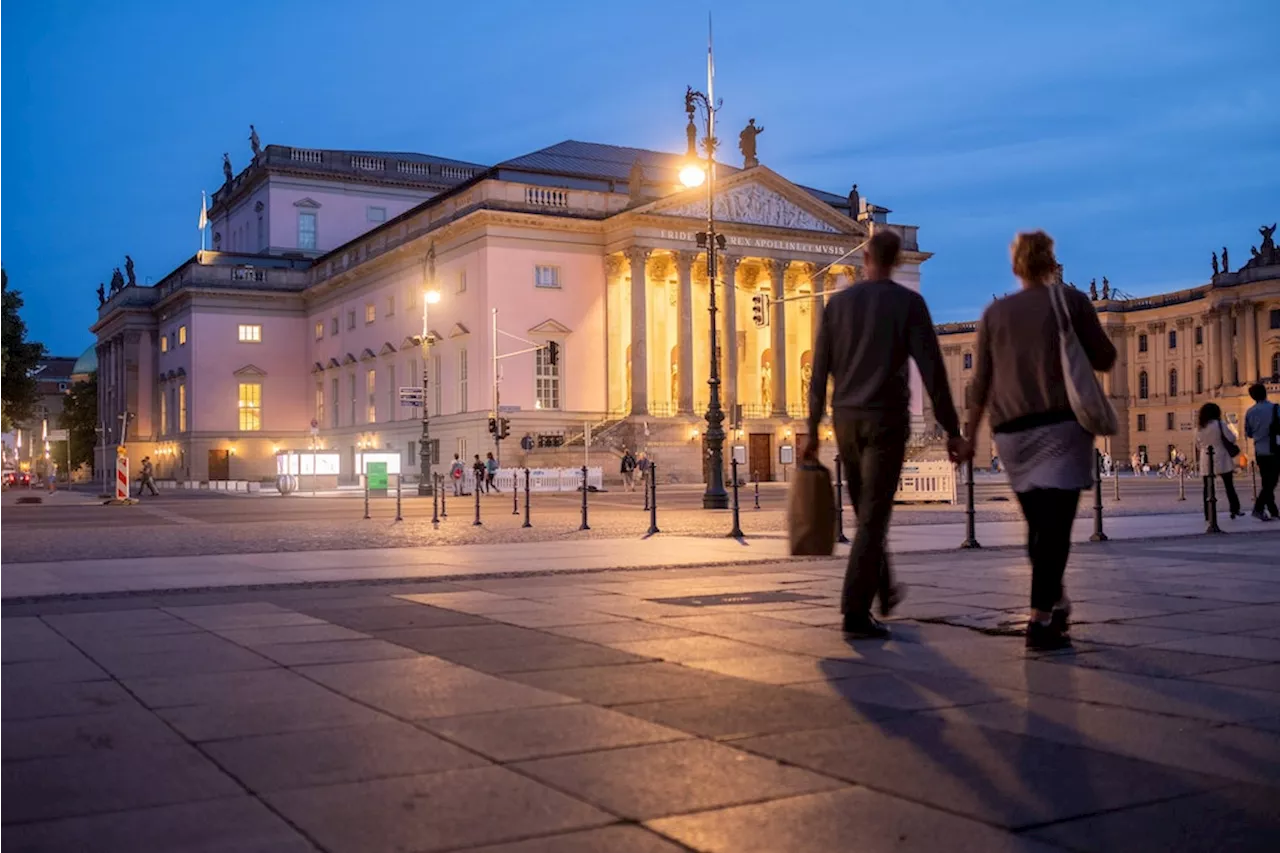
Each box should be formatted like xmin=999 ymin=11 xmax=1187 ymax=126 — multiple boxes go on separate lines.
xmin=1212 ymin=251 xmax=1219 ymax=275
xmin=222 ymin=153 xmax=233 ymax=183
xmin=249 ymin=124 xmax=261 ymax=158
xmin=1101 ymin=276 xmax=1110 ymax=300
xmin=739 ymin=119 xmax=764 ymax=168
xmin=109 ymin=268 xmax=124 ymax=294
xmin=847 ymin=184 xmax=860 ymax=218
xmin=96 ymin=283 xmax=105 ymax=306
xmin=1251 ymin=223 xmax=1278 ymax=266
xmin=1089 ymin=280 xmax=1098 ymax=300
xmin=1222 ymin=246 xmax=1229 ymax=273
xmin=124 ymin=255 xmax=136 ymax=288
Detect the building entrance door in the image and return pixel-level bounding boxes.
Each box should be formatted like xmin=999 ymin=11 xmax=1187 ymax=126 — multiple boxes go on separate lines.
xmin=748 ymin=433 xmax=772 ymax=482
xmin=208 ymin=449 xmax=230 ymax=481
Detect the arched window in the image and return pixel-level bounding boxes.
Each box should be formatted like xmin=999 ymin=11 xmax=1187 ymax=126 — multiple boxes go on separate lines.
xmin=1138 ymin=370 xmax=1149 ymax=400
xmin=1168 ymin=368 xmax=1178 ymax=397
xmin=1195 ymin=363 xmax=1204 ymax=394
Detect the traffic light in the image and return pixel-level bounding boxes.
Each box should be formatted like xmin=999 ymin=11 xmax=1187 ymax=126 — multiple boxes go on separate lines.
xmin=488 ymin=417 xmax=497 ymax=436
xmin=751 ymin=293 xmax=770 ymax=328
xmin=499 ymin=418 xmax=511 ymax=440
xmin=546 ymin=341 xmax=559 ymax=367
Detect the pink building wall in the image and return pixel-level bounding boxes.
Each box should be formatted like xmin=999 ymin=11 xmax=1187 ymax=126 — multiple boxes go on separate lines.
xmin=268 ymin=184 xmax=431 ymax=254
xmin=189 ymin=312 xmax=309 ymax=434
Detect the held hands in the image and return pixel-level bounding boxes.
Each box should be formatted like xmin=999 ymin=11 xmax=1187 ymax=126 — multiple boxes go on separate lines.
xmin=801 ymin=434 xmax=820 ymax=462
xmin=947 ymin=436 xmax=974 ymax=465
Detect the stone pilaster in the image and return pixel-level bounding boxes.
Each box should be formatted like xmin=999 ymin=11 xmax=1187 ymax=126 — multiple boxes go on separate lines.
xmin=674 ymin=250 xmax=696 ymax=415
xmin=810 ymin=266 xmax=827 ymax=350
xmin=1219 ymin=308 xmax=1234 ymax=386
xmin=720 ymin=255 xmax=741 ymax=423
xmin=765 ymin=259 xmax=788 ymax=417
xmin=625 ymin=247 xmax=651 ymax=415
xmin=1242 ymin=299 xmax=1259 ymax=382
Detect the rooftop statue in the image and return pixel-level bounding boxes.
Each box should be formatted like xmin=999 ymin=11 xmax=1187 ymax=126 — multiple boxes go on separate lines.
xmin=739 ymin=119 xmax=763 ymax=168
xmin=125 ymin=255 xmax=136 ymax=288
xmin=223 ymin=153 xmax=233 ymax=183
xmin=249 ymin=124 xmax=261 ymax=158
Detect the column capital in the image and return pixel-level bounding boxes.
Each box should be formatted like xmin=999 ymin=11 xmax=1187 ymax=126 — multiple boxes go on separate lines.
xmin=624 ymin=246 xmax=652 ymax=270
xmin=672 ymin=249 xmax=697 ymax=271
xmin=605 ymin=253 xmax=626 ymax=278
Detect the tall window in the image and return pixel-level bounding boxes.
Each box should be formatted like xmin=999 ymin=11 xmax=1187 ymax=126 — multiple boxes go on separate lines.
xmin=160 ymin=335 xmax=168 ymax=354
xmin=315 ymin=321 xmax=324 ymax=341
xmin=387 ymin=365 xmax=397 ymax=420
xmin=458 ymin=349 xmax=469 ymax=413
xmin=1168 ymin=368 xmax=1178 ymax=397
xmin=315 ymin=381 xmax=325 ymax=426
xmin=1166 ymin=412 xmax=1175 ymax=431
xmin=238 ymin=383 xmax=262 ymax=431
xmin=331 ymin=378 xmax=340 ymax=427
xmin=1168 ymin=329 xmax=1177 ymax=350
xmin=386 ymin=295 xmax=395 ymax=317
xmin=1137 ymin=414 xmax=1147 ymax=432
xmin=1138 ymin=334 xmax=1148 ymax=353
xmin=238 ymin=324 xmax=262 ymax=343
xmin=1138 ymin=370 xmax=1148 ymax=399
xmin=365 ymin=303 xmax=376 ymax=324
xmin=298 ymin=212 xmax=317 ymax=250
xmin=534 ymin=265 xmax=560 ymax=289
xmin=179 ymin=325 xmax=188 ymax=345
xmin=347 ymin=309 xmax=356 ymax=330
xmin=458 ymin=270 xmax=467 ymax=293
xmin=535 ymin=342 xmax=561 ymax=410
xmin=1195 ymin=363 xmax=1204 ymax=394
xmin=1195 ymin=325 xmax=1203 ymax=345
xmin=366 ymin=369 xmax=376 ymax=423
xmin=178 ymin=384 xmax=187 ymax=431
xmin=159 ymin=392 xmax=168 ymax=437
xmin=1272 ymin=351 xmax=1280 ymax=380
xmin=349 ymin=374 xmax=357 ymax=424
xmin=331 ymin=316 xmax=339 ymax=335
xmin=1271 ymin=308 xmax=1280 ymax=330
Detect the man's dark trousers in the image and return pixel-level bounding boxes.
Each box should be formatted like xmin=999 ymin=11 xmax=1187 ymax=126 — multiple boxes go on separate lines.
xmin=835 ymin=412 xmax=908 ymax=616
xmin=1256 ymin=455 xmax=1280 ymax=518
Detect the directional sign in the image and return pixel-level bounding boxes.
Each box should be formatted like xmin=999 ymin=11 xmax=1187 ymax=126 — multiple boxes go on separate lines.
xmin=46 ymin=429 xmax=69 ymax=441
xmin=399 ymin=387 xmax=425 ymax=408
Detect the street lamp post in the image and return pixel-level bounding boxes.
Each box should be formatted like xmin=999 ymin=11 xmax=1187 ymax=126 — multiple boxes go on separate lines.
xmin=418 ymin=289 xmax=441 ymax=496
xmin=682 ymin=86 xmax=728 ymax=509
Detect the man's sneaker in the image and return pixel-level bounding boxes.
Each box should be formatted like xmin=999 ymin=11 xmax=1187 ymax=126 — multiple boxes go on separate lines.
xmin=1026 ymin=620 xmax=1072 ymax=651
xmin=842 ymin=613 xmax=891 ymax=640
xmin=1253 ymin=509 xmax=1269 ymax=522
xmin=879 ymin=584 xmax=907 ymax=618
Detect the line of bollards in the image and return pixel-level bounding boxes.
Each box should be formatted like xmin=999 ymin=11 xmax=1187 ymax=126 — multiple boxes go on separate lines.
xmin=960 ymin=460 xmax=981 ymax=549
xmin=395 ymin=473 xmax=403 ymax=522
xmin=579 ymin=465 xmax=590 ymax=531
xmin=646 ymin=462 xmax=660 ymax=536
xmin=1205 ymin=445 xmax=1223 ymax=534
xmin=728 ymin=456 xmax=743 ymax=539
xmin=473 ymin=482 xmax=482 ymax=527
xmin=363 ymin=476 xmax=371 ymax=520
xmin=522 ymin=468 xmax=532 ymax=528
xmin=753 ymin=473 xmax=761 ymax=511
xmin=1090 ymin=448 xmax=1108 ymax=542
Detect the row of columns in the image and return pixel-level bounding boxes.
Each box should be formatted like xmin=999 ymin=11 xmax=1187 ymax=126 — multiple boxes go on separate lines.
xmin=1211 ymin=299 xmax=1263 ymax=388
xmin=623 ymin=248 xmax=835 ymax=420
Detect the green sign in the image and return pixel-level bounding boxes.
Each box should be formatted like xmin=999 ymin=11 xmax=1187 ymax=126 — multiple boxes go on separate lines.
xmin=367 ymin=462 xmax=388 ymax=491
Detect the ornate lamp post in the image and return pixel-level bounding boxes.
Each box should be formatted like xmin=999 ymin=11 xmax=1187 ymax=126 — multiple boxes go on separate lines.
xmin=681 ymin=86 xmax=728 ymax=509
xmin=418 ymin=289 xmax=441 ymax=495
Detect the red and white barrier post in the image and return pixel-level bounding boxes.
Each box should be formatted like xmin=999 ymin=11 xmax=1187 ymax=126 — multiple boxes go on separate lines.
xmin=116 ymin=446 xmax=130 ymax=501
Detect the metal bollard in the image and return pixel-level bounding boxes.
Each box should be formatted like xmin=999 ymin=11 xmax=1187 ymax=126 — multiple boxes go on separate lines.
xmin=579 ymin=465 xmax=590 ymax=531
xmin=1205 ymin=446 xmax=1223 ymax=533
xmin=522 ymin=468 xmax=532 ymax=528
xmin=512 ymin=474 xmax=520 ymax=515
xmin=363 ymin=476 xmax=370 ymax=520
xmin=643 ymin=469 xmax=650 ymax=511
xmin=1090 ymin=449 xmax=1108 ymax=542
xmin=432 ymin=478 xmax=440 ymax=524
xmin=473 ymin=482 xmax=482 ymax=526
xmin=647 ymin=462 xmax=660 ymax=535
xmin=753 ymin=474 xmax=761 ymax=510
xmin=1113 ymin=468 xmax=1120 ymax=502
xmin=728 ymin=457 xmax=743 ymax=539
xmin=395 ymin=474 xmax=403 ymax=522
xmin=960 ymin=461 xmax=981 ymax=549
xmin=438 ymin=474 xmax=448 ymax=519
xmin=833 ymin=455 xmax=850 ymax=545
xmin=1178 ymin=465 xmax=1186 ymax=501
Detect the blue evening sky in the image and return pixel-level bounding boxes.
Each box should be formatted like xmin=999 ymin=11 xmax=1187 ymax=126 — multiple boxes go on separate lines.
xmin=3 ymin=0 xmax=1276 ymax=356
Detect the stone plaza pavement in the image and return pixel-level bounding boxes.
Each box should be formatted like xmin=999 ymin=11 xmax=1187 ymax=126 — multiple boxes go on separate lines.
xmin=3 ymin=532 xmax=1279 ymax=851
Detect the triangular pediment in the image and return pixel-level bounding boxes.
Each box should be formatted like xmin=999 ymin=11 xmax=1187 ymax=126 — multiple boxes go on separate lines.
xmin=449 ymin=323 xmax=470 ymax=338
xmin=379 ymin=342 xmax=398 ymax=356
xmin=342 ymin=353 xmax=357 ymax=365
xmin=327 ymin=357 xmax=341 ymax=370
xmin=233 ymin=364 xmax=267 ymax=377
xmin=359 ymin=348 xmax=377 ymax=361
xmin=311 ymin=362 xmax=325 ymax=374
xmin=529 ymin=318 xmax=572 ymax=335
xmin=633 ymin=168 xmax=863 ymax=236
xmin=293 ymin=197 xmax=322 ymax=209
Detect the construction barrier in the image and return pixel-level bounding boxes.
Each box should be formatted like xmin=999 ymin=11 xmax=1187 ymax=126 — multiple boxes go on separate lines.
xmin=895 ymin=461 xmax=956 ymax=503
xmin=458 ymin=467 xmax=604 ymax=494
xmin=115 ymin=454 xmax=129 ymax=501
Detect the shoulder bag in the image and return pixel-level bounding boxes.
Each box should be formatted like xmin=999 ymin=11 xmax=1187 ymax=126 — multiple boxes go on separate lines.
xmin=1048 ymin=285 xmax=1118 ymax=436
xmin=1218 ymin=420 xmax=1240 ymax=458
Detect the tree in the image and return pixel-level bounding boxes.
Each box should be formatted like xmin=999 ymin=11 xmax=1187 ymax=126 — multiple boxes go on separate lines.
xmin=59 ymin=374 xmax=98 ymax=473
xmin=2 ymin=269 xmax=46 ymax=431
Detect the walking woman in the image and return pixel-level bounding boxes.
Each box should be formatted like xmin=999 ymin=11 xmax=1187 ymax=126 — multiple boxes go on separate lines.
xmin=963 ymin=231 xmax=1117 ymax=650
xmin=1196 ymin=403 xmax=1242 ymax=518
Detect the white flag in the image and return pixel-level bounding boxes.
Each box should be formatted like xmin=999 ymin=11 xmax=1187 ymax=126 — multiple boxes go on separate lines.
xmin=198 ymin=190 xmax=208 ymax=231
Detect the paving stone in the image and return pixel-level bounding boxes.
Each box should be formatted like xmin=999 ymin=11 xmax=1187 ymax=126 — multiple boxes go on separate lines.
xmin=89 ymin=643 xmax=276 ymax=678
xmin=1 ymin=797 xmax=318 ymax=853
xmin=462 ymin=825 xmax=689 ymax=853
xmin=606 ymin=635 xmax=782 ymax=663
xmin=300 ymin=604 xmax=490 ymax=631
xmin=203 ymin=718 xmax=488 ymax=792
xmin=157 ymin=688 xmax=390 ymax=741
xmin=1 ymin=744 xmax=240 ymax=823
xmin=164 ymin=603 xmax=324 ymax=631
xmin=264 ymin=766 xmax=612 ymax=853
xmin=514 ymin=739 xmax=842 ymax=820
xmin=0 ymin=679 xmax=139 ymax=720
xmin=432 ymin=640 xmax=655 ymax=673
xmin=655 ymin=612 xmax=830 ymax=638
xmin=213 ymin=623 xmax=370 ymax=646
xmin=487 ymin=609 xmax=629 ymax=629
xmin=1038 ymin=646 xmax=1259 ymax=678
xmin=1144 ymin=634 xmax=1280 ymax=662
xmin=1029 ymin=783 xmax=1280 ymax=853
xmin=508 ymin=662 xmax=754 ymax=706
xmin=251 ymin=638 xmax=420 ymax=666
xmin=376 ymin=623 xmax=573 ymax=653
xmin=1190 ymin=663 xmax=1280 ymax=691
xmin=71 ymin=630 xmax=252 ymax=657
xmin=542 ymin=620 xmax=703 ymax=644
xmin=1126 ymin=610 xmax=1280 ymax=634
xmin=3 ymin=707 xmax=185 ymax=760
xmin=793 ymin=669 xmax=1021 ymax=712
xmin=1067 ymin=622 xmax=1214 ymax=647
xmin=680 ymin=652 xmax=885 ymax=685
xmin=120 ymin=667 xmax=327 ymax=709
xmin=298 ymin=656 xmax=577 ymax=718
xmin=649 ymin=786 xmax=1065 ymax=853
xmin=1 ymin=656 xmax=108 ymax=685
xmin=43 ymin=609 xmax=199 ymax=638
xmin=738 ymin=716 xmax=1232 ymax=829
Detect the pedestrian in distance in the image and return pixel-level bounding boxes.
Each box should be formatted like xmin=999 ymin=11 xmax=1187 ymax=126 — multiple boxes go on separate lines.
xmin=485 ymin=452 xmax=499 ymax=493
xmin=962 ymin=231 xmax=1117 ymax=651
xmin=449 ymin=454 xmax=464 ymax=496
xmin=804 ymin=229 xmax=966 ymax=640
xmin=1244 ymin=383 xmax=1279 ymax=521
xmin=137 ymin=456 xmax=159 ymax=497
xmin=1198 ymin=403 xmax=1243 ymax=519
xmin=637 ymin=451 xmax=650 ymax=486
xmin=472 ymin=454 xmax=487 ymax=494
xmin=620 ymin=446 xmax=638 ymax=492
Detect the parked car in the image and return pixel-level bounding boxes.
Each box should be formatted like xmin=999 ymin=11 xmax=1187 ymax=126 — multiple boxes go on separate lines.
xmin=4 ymin=470 xmax=32 ymax=488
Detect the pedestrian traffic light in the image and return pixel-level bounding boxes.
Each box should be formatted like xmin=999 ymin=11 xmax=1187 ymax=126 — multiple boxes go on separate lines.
xmin=751 ymin=293 xmax=770 ymax=328
xmin=488 ymin=417 xmax=497 ymax=436
xmin=499 ymin=418 xmax=511 ymax=440
xmin=546 ymin=341 xmax=559 ymax=367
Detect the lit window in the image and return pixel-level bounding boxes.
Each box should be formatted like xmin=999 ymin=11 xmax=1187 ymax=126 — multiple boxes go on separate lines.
xmin=238 ymin=324 xmax=262 ymax=343
xmin=238 ymin=383 xmax=262 ymax=431
xmin=179 ymin=326 xmax=188 ymax=345
xmin=386 ymin=295 xmax=395 ymax=317
xmin=159 ymin=393 xmax=168 ymax=437
xmin=315 ymin=381 xmax=325 ymax=426
xmin=534 ymin=265 xmax=560 ymax=289
xmin=458 ymin=270 xmax=467 ymax=293
xmin=367 ymin=206 xmax=386 ymax=223
xmin=298 ymin=212 xmax=317 ymax=250
xmin=315 ymin=321 xmax=324 ymax=341
xmin=458 ymin=348 xmax=469 ymax=413
xmin=331 ymin=316 xmax=339 ymax=335
xmin=366 ymin=369 xmax=376 ymax=423
xmin=179 ymin=384 xmax=187 ymax=431
xmin=160 ymin=335 xmax=169 ymax=353
xmin=365 ymin=303 xmax=376 ymax=324
xmin=535 ymin=342 xmax=561 ymax=410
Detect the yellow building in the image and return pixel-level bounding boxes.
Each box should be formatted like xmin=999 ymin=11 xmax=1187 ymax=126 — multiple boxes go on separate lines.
xmin=934 ymin=229 xmax=1280 ymax=468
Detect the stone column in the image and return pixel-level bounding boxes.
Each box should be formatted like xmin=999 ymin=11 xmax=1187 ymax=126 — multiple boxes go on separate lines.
xmin=1219 ymin=308 xmax=1234 ymax=386
xmin=1242 ymin=300 xmax=1259 ymax=382
xmin=766 ymin=259 xmax=788 ymax=417
xmin=674 ymin=250 xmax=695 ymax=415
xmin=625 ymin=247 xmax=651 ymax=415
xmin=810 ymin=267 xmax=827 ymax=349
xmin=720 ymin=255 xmax=741 ymax=424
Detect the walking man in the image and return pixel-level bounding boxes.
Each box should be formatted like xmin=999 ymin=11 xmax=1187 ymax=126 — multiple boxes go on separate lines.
xmin=137 ymin=456 xmax=159 ymax=497
xmin=449 ymin=454 xmax=464 ymax=496
xmin=620 ymin=446 xmax=638 ymax=492
xmin=803 ymin=230 xmax=965 ymax=639
xmin=1245 ymin=383 xmax=1279 ymax=521
xmin=472 ymin=454 xmax=487 ymax=494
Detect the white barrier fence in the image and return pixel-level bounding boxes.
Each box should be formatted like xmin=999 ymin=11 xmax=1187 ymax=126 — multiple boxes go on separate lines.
xmin=448 ymin=467 xmax=604 ymax=493
xmin=894 ymin=461 xmax=956 ymax=504
xmin=162 ymin=479 xmax=262 ymax=493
